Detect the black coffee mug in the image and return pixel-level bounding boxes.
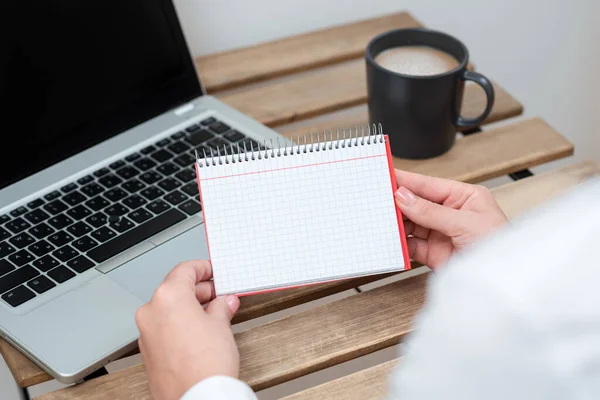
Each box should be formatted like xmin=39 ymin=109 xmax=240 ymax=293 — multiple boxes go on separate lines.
xmin=366 ymin=28 xmax=494 ymax=159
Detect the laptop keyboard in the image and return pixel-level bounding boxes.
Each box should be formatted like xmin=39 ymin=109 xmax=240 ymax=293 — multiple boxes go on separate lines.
xmin=0 ymin=117 xmax=264 ymax=308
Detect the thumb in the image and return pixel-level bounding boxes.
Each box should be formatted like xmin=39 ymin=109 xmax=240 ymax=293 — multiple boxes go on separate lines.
xmin=395 ymin=186 xmax=462 ymax=237
xmin=205 ymin=295 xmax=240 ymax=323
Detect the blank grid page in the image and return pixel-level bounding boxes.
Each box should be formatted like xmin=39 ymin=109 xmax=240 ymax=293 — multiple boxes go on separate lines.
xmin=197 ymin=136 xmax=406 ymax=295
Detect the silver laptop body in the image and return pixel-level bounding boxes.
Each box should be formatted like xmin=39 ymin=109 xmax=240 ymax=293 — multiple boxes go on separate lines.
xmin=0 ymin=0 xmax=286 ymax=383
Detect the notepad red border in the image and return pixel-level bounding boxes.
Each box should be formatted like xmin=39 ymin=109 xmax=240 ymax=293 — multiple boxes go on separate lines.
xmin=195 ymin=135 xmax=411 ymax=298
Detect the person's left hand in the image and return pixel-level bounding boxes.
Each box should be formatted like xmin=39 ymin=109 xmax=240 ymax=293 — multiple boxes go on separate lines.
xmin=135 ymin=260 xmax=241 ymax=400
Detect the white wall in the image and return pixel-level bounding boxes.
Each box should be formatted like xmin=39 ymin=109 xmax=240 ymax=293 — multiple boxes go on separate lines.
xmin=174 ymin=0 xmax=600 ymax=172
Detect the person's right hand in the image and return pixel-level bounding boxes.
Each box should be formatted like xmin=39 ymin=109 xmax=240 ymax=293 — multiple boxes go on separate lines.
xmin=394 ymin=169 xmax=508 ymax=269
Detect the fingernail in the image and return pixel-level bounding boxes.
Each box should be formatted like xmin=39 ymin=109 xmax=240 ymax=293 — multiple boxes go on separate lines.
xmin=395 ymin=186 xmax=416 ymax=206
xmin=225 ymin=295 xmax=239 ymax=312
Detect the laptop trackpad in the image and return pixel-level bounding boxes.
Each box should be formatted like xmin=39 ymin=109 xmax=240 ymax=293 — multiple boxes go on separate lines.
xmin=107 ymin=225 xmax=209 ymax=303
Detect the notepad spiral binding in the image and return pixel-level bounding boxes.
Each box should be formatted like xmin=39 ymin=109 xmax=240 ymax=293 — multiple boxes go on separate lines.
xmin=196 ymin=123 xmax=385 ymax=167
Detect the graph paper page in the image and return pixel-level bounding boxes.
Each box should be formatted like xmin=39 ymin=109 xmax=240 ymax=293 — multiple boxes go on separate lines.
xmin=196 ymin=136 xmax=407 ymax=295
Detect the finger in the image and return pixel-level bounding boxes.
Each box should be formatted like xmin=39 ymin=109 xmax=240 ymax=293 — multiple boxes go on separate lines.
xmin=162 ymin=260 xmax=213 ymax=291
xmin=205 ymin=295 xmax=240 ymax=323
xmin=395 ymin=186 xmax=462 ymax=237
xmin=395 ymin=169 xmax=471 ymax=205
xmin=195 ymin=280 xmax=216 ymax=304
xmin=407 ymin=237 xmax=429 ymax=266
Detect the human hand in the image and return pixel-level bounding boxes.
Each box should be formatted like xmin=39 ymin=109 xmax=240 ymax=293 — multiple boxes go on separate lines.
xmin=135 ymin=260 xmax=241 ymax=400
xmin=394 ymin=170 xmax=508 ymax=268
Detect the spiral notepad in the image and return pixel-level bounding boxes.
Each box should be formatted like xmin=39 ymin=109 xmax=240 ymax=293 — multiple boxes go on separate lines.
xmin=195 ymin=127 xmax=411 ymax=296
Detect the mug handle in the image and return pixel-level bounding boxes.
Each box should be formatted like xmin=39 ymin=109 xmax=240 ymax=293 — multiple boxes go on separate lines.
xmin=456 ymin=70 xmax=495 ymax=129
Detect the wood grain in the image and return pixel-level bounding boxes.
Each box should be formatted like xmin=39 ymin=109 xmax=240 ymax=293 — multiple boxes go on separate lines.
xmin=2 ymin=117 xmax=574 ymax=388
xmin=283 ymin=359 xmax=400 ymax=400
xmin=35 ymin=161 xmax=600 ymax=400
xmin=196 ymin=12 xmax=423 ymax=92
xmin=217 ymin=59 xmax=522 ymax=128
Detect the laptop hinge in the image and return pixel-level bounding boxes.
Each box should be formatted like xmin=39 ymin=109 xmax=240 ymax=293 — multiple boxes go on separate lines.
xmin=174 ymin=102 xmax=195 ymax=116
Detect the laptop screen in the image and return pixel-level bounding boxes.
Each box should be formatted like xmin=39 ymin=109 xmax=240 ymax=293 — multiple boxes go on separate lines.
xmin=0 ymin=0 xmax=202 ymax=190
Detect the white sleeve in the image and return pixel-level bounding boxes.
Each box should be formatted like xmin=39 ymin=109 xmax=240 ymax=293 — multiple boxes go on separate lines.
xmin=180 ymin=376 xmax=257 ymax=400
xmin=386 ymin=178 xmax=600 ymax=400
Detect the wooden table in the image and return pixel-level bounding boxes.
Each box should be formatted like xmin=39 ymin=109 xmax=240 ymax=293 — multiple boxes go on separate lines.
xmin=2 ymin=11 xmax=598 ymax=400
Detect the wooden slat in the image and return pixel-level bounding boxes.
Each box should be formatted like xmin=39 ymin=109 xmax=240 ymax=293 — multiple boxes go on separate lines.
xmin=1 ymin=117 xmax=574 ymax=388
xmin=197 ymin=12 xmax=423 ymax=92
xmin=217 ymin=60 xmax=522 ymax=128
xmin=283 ymin=359 xmax=400 ymax=400
xmin=35 ymin=160 xmax=600 ymax=400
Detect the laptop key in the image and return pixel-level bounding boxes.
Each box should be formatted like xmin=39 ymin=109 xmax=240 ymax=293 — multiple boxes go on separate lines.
xmin=32 ymin=255 xmax=59 ymax=272
xmin=129 ymin=209 xmax=153 ymax=224
xmin=27 ymin=198 xmax=45 ymax=210
xmin=48 ymin=231 xmax=74 ymax=247
xmin=29 ymin=223 xmax=55 ymax=239
xmin=103 ymin=188 xmax=128 ymax=202
xmin=125 ymin=153 xmax=141 ymax=162
xmin=171 ymin=131 xmax=186 ymax=140
xmin=185 ymin=130 xmax=214 ymax=146
xmin=62 ymin=191 xmax=86 ymax=206
xmin=67 ymin=255 xmax=95 ymax=273
xmin=140 ymin=186 xmax=165 ymax=201
xmin=173 ymin=153 xmax=195 ymax=168
xmin=6 ymin=218 xmax=31 ymax=234
xmin=116 ymin=166 xmax=140 ymax=180
xmin=88 ymin=208 xmax=186 ymax=263
xmin=91 ymin=227 xmax=117 ymax=243
xmin=110 ymin=217 xmax=134 ymax=233
xmin=151 ymin=149 xmax=173 ymax=163
xmin=156 ymin=138 xmax=171 ymax=147
xmin=105 ymin=204 xmax=129 ymax=217
xmin=123 ymin=195 xmax=147 ymax=210
xmin=0 ymin=265 xmax=38 ymax=294
xmin=167 ymin=141 xmax=190 ymax=154
xmin=207 ymin=121 xmax=230 ymax=134
xmin=28 ymin=240 xmax=55 ymax=257
xmin=98 ymin=174 xmax=123 ymax=189
xmin=72 ymin=236 xmax=99 ymax=252
xmin=61 ymin=183 xmax=77 ymax=193
xmin=201 ymin=117 xmax=216 ymax=126
xmin=157 ymin=162 xmax=179 ymax=176
xmin=206 ymin=138 xmax=231 ymax=151
xmin=93 ymin=168 xmax=110 ymax=178
xmin=44 ymin=199 xmax=68 ymax=215
xmin=77 ymin=175 xmax=94 ymax=185
xmin=141 ymin=145 xmax=156 ymax=155
xmin=0 ymin=260 xmax=15 ymax=277
xmin=140 ymin=171 xmax=162 ymax=185
xmin=53 ymin=245 xmax=78 ymax=262
xmin=109 ymin=160 xmax=125 ymax=170
xmin=164 ymin=190 xmax=187 ymax=206
xmin=24 ymin=209 xmax=50 ymax=225
xmin=9 ymin=249 xmax=35 ymax=267
xmin=223 ymin=130 xmax=246 ymax=142
xmin=178 ymin=199 xmax=202 ymax=216
xmin=158 ymin=178 xmax=180 ymax=192
xmin=10 ymin=207 xmax=28 ymax=218
xmin=175 ymin=169 xmax=196 ymax=183
xmin=0 ymin=242 xmax=16 ymax=258
xmin=67 ymin=221 xmax=93 ymax=238
xmin=147 ymin=199 xmax=170 ymax=215
xmin=181 ymin=182 xmax=199 ymax=197
xmin=47 ymin=266 xmax=76 ymax=284
xmin=133 ymin=158 xmax=157 ymax=172
xmin=86 ymin=212 xmax=107 ymax=228
xmin=81 ymin=183 xmax=104 ymax=198
xmin=67 ymin=205 xmax=92 ymax=221
xmin=47 ymin=214 xmax=73 ymax=230
xmin=2 ymin=286 xmax=36 ymax=307
xmin=0 ymin=214 xmax=9 ymax=224
xmin=0 ymin=227 xmax=10 ymax=241
xmin=44 ymin=191 xmax=61 ymax=201
xmin=185 ymin=124 xmax=202 ymax=133
xmin=85 ymin=196 xmax=110 ymax=212
xmin=122 ymin=179 xmax=145 ymax=194
xmin=10 ymin=233 xmax=36 ymax=249
xmin=27 ymin=276 xmax=56 ymax=294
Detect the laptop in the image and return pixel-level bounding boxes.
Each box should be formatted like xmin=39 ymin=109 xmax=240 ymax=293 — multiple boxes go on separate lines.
xmin=0 ymin=0 xmax=288 ymax=383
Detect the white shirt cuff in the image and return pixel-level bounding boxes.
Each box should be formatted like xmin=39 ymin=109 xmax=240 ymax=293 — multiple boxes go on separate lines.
xmin=180 ymin=375 xmax=257 ymax=400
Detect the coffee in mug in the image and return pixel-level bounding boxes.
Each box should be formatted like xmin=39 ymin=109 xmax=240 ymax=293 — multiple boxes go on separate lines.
xmin=374 ymin=46 xmax=460 ymax=77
